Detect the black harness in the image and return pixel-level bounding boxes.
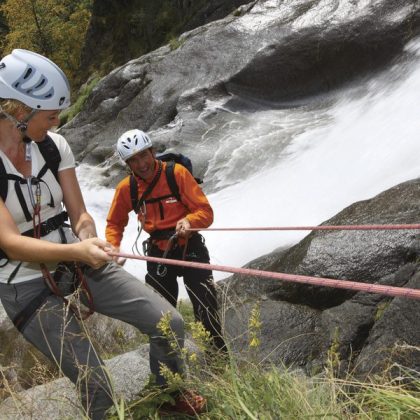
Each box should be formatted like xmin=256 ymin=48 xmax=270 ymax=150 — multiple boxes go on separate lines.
xmin=0 ymin=136 xmax=63 ymax=266
xmin=130 ymin=160 xmax=182 ymax=220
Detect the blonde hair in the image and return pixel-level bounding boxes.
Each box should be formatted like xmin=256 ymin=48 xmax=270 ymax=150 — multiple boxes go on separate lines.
xmin=0 ymin=99 xmax=32 ymax=119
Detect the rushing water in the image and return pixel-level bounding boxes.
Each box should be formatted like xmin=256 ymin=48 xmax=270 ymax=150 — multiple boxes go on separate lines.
xmin=78 ymin=37 xmax=420 ymax=299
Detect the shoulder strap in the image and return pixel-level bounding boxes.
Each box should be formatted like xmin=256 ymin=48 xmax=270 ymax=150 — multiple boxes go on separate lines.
xmin=130 ymin=161 xmax=163 ymax=214
xmin=0 ymin=136 xmax=61 ymax=203
xmin=0 ymin=157 xmax=7 ymax=202
xmin=0 ymin=156 xmax=31 ymax=217
xmin=165 ymin=161 xmax=180 ymax=202
xmin=37 ymin=135 xmax=61 ymax=181
xmin=129 ymin=174 xmax=138 ymax=213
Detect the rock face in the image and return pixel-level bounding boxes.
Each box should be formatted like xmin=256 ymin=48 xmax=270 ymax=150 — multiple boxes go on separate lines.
xmin=0 ymin=346 xmax=151 ymax=419
xmin=0 ymin=311 xmax=145 ymax=400
xmin=221 ymin=178 xmax=420 ymax=377
xmin=61 ymin=0 xmax=420 ymax=188
xmin=0 ymin=340 xmax=198 ymax=419
xmin=79 ymin=0 xmax=252 ymax=81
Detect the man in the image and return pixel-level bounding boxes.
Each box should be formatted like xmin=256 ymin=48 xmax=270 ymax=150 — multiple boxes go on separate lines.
xmin=106 ymin=129 xmax=226 ymax=352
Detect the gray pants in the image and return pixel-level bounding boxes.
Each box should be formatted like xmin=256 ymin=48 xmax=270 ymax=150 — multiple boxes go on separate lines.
xmin=0 ymin=263 xmax=184 ymax=419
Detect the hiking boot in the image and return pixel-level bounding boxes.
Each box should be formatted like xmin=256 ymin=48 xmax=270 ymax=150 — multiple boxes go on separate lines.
xmin=159 ymin=389 xmax=206 ymax=416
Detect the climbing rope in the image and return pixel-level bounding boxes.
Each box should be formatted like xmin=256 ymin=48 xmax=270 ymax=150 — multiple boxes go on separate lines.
xmin=108 ymin=251 xmax=420 ymax=301
xmin=187 ymin=223 xmax=420 ymax=232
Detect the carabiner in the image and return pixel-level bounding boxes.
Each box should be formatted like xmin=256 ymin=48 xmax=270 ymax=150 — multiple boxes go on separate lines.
xmin=156 ymin=233 xmax=178 ymax=278
xmin=26 ymin=176 xmax=37 ymax=209
xmin=156 ymin=264 xmax=167 ymax=277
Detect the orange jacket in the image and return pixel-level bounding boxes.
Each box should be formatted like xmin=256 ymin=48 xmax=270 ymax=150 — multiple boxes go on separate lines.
xmin=106 ymin=161 xmax=213 ymax=251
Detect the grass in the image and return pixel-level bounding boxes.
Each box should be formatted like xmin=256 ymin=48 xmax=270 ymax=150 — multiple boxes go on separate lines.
xmin=106 ymin=355 xmax=420 ymax=419
xmin=2 ymin=300 xmax=420 ymax=419
xmin=105 ymin=301 xmax=420 ymax=419
xmin=59 ymin=75 xmax=101 ymax=125
xmin=168 ymin=36 xmax=185 ymax=51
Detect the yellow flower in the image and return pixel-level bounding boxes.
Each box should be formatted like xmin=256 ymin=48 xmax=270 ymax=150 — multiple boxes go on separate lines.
xmin=189 ymin=353 xmax=198 ymax=363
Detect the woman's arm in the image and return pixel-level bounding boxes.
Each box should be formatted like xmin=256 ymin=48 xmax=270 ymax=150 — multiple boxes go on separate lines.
xmin=59 ymin=168 xmax=97 ymax=240
xmin=0 ymin=198 xmax=112 ymax=268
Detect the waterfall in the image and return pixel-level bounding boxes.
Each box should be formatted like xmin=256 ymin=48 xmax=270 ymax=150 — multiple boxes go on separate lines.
xmin=79 ymin=37 xmax=420 ymax=298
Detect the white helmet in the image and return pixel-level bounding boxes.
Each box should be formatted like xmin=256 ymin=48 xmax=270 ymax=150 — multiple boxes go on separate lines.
xmin=0 ymin=49 xmax=70 ymax=110
xmin=117 ymin=129 xmax=153 ymax=161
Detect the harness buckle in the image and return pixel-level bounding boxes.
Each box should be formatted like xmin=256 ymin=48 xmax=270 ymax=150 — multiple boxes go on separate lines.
xmin=142 ymin=238 xmax=150 ymax=256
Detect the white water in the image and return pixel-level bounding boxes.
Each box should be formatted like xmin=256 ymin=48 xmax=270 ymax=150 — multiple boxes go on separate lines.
xmin=79 ymin=38 xmax=420 ymax=299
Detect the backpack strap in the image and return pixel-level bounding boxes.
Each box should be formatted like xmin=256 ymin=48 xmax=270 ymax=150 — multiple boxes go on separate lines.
xmin=0 ymin=157 xmax=8 ymax=203
xmin=0 ymin=159 xmax=32 ymax=220
xmin=37 ymin=135 xmax=61 ymax=181
xmin=0 ymin=135 xmax=60 ymax=205
xmin=165 ymin=161 xmax=180 ymax=202
xmin=130 ymin=160 xmax=163 ymax=214
xmin=129 ymin=174 xmax=138 ymax=213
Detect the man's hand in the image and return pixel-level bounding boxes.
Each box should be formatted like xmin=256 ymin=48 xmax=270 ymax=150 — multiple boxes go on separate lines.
xmin=176 ymin=218 xmax=191 ymax=238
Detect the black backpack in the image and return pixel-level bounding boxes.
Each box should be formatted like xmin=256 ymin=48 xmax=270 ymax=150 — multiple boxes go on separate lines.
xmin=0 ymin=135 xmax=61 ymax=203
xmin=130 ymin=152 xmax=202 ymax=215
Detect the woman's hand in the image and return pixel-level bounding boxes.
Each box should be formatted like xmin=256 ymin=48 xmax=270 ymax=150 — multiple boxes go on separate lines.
xmin=74 ymin=237 xmax=114 ymax=269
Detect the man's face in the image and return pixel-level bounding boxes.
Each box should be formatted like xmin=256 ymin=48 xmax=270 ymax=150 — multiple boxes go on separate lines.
xmin=126 ymin=148 xmax=156 ymax=180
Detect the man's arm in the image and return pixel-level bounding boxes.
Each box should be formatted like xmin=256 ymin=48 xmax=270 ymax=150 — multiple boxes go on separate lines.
xmin=105 ymin=178 xmax=132 ymax=248
xmin=175 ymin=166 xmax=213 ymax=237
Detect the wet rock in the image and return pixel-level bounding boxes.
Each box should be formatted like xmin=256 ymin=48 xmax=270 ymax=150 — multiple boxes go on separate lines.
xmin=221 ymin=178 xmax=420 ymax=377
xmin=61 ymin=0 xmax=420 ymax=190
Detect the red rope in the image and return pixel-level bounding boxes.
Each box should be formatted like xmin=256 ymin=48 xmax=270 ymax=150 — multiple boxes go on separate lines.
xmin=108 ymin=252 xmax=420 ymax=300
xmin=187 ymin=224 xmax=420 ymax=232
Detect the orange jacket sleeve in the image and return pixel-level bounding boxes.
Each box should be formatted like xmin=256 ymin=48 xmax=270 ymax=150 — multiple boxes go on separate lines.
xmin=174 ymin=164 xmax=213 ymax=228
xmin=105 ymin=176 xmax=132 ymax=247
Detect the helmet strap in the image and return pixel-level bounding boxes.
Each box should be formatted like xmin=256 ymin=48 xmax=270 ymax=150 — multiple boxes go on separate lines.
xmin=0 ymin=106 xmax=38 ymax=134
xmin=0 ymin=105 xmax=37 ymax=161
xmin=18 ymin=109 xmax=38 ymax=133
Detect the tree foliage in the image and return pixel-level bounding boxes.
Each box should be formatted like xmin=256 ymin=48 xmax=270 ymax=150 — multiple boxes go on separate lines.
xmin=1 ymin=0 xmax=92 ymax=87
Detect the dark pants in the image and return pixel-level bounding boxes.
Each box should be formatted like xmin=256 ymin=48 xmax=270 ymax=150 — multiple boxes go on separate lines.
xmin=146 ymin=234 xmax=226 ymax=352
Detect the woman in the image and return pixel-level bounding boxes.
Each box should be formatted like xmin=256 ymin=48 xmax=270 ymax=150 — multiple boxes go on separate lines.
xmin=0 ymin=49 xmax=201 ymax=419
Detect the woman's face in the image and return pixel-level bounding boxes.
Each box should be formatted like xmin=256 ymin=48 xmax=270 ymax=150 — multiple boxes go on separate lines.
xmin=24 ymin=110 xmax=60 ymax=141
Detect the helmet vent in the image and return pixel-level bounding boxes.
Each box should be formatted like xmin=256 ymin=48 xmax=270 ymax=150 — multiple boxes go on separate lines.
xmin=34 ymin=77 xmax=46 ymax=89
xmin=23 ymin=68 xmax=32 ymax=79
xmin=0 ymin=49 xmax=70 ymax=109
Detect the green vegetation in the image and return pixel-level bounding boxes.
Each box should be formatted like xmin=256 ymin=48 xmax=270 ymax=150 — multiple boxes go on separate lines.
xmin=0 ymin=0 xmax=92 ymax=88
xmin=59 ymin=75 xmax=100 ymax=125
xmin=106 ymin=304 xmax=420 ymax=419
xmin=374 ymin=301 xmax=391 ymax=321
xmin=109 ymin=350 xmax=420 ymax=419
xmin=168 ymin=36 xmax=184 ymax=51
xmin=3 ymin=301 xmax=420 ymax=419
